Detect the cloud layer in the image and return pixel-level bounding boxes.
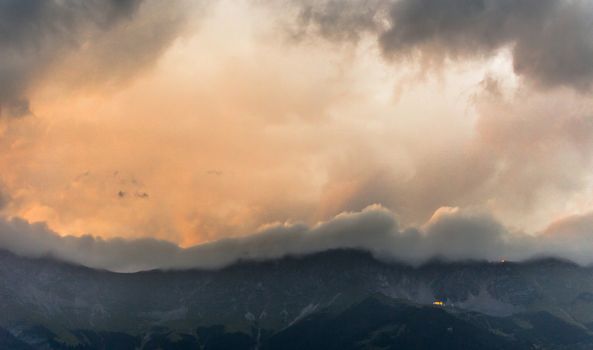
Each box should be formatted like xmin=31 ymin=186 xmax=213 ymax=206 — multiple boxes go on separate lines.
xmin=1 ymin=205 xmax=592 ymax=272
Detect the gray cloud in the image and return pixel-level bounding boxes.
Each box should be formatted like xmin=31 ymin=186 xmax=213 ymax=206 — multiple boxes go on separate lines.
xmin=287 ymin=0 xmax=593 ymax=90
xmin=290 ymin=0 xmax=390 ymax=41
xmin=1 ymin=205 xmax=592 ymax=272
xmin=0 ymin=0 xmax=193 ymax=118
xmin=381 ymin=0 xmax=593 ymax=90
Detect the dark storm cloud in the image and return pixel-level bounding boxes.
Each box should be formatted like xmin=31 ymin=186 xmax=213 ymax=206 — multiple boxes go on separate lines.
xmin=1 ymin=204 xmax=590 ymax=272
xmin=0 ymin=0 xmax=193 ymax=118
xmin=291 ymin=0 xmax=390 ymax=41
xmin=289 ymin=0 xmax=593 ymax=90
xmin=380 ymin=0 xmax=593 ymax=90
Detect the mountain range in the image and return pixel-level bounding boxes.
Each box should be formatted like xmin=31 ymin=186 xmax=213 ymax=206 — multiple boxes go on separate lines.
xmin=2 ymin=248 xmax=593 ymax=349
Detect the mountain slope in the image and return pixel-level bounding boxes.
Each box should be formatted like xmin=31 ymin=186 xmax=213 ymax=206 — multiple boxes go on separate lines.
xmin=266 ymin=295 xmax=529 ymax=350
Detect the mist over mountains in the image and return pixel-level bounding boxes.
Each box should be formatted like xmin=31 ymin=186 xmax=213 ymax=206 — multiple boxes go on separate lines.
xmin=2 ymin=205 xmax=593 ymax=272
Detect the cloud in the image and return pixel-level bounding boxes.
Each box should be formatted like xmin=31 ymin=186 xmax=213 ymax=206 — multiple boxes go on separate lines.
xmin=0 ymin=0 xmax=195 ymax=118
xmin=287 ymin=0 xmax=593 ymax=91
xmin=381 ymin=0 xmax=593 ymax=90
xmin=289 ymin=0 xmax=390 ymax=41
xmin=310 ymin=80 xmax=593 ymax=231
xmin=2 ymin=204 xmax=592 ymax=272
xmin=540 ymin=213 xmax=593 ymax=263
xmin=1 ymin=0 xmax=593 ymax=251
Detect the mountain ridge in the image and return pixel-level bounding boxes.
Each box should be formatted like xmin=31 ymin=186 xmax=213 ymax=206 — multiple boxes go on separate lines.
xmin=0 ymin=246 xmax=584 ymax=274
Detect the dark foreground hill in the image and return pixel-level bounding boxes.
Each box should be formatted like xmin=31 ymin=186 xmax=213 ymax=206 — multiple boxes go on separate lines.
xmin=2 ymin=249 xmax=593 ymax=349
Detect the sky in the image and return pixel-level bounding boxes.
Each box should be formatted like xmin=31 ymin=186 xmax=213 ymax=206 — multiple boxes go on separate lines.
xmin=2 ymin=0 xmax=593 ymax=271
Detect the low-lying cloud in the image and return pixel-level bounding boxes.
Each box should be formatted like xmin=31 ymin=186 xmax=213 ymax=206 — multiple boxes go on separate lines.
xmin=1 ymin=205 xmax=592 ymax=272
